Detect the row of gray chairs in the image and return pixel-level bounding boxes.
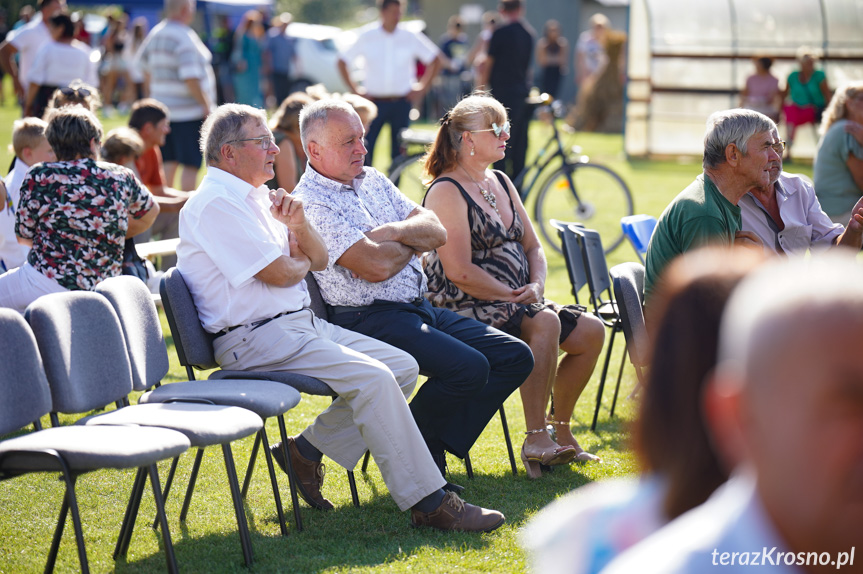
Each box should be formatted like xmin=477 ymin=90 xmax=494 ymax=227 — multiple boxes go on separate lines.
xmin=551 ymin=220 xmax=648 ymax=430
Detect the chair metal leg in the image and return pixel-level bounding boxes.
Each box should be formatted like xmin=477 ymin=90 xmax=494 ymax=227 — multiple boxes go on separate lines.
xmin=591 ymin=325 xmax=618 ymax=431
xmin=347 ymin=470 xmax=360 ymax=507
xmin=222 ymin=443 xmax=254 ymax=566
xmin=464 ymin=453 xmax=474 ymax=479
xmin=46 ymin=472 xmax=88 ymax=574
xmin=361 ymin=450 xmax=371 ymax=473
xmin=241 ymin=430 xmax=263 ymax=498
xmin=277 ymin=416 xmax=303 ymax=532
xmin=180 ymin=448 xmax=205 ymax=522
xmin=258 ymin=424 xmax=288 ymax=536
xmin=153 ymin=455 xmax=180 ymax=530
xmin=115 ymin=467 xmax=148 ymax=559
xmin=498 ymin=406 xmax=517 ymax=476
xmin=610 ymin=347 xmax=628 ymax=418
xmin=148 ymin=464 xmax=179 ymax=574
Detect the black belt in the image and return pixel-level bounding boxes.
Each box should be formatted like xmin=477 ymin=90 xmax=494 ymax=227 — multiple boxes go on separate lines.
xmin=213 ymin=309 xmax=302 ymax=338
xmin=328 ymin=297 xmax=425 ymax=316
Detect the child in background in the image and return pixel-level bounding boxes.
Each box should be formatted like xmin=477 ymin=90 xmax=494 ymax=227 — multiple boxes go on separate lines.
xmin=1 ymin=118 xmax=55 ymax=271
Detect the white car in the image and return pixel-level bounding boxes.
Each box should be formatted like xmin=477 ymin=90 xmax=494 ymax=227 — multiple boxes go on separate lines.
xmin=284 ymin=22 xmax=352 ymax=93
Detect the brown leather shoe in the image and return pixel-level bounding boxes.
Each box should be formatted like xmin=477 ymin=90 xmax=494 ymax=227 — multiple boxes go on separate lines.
xmin=270 ymin=437 xmax=334 ymax=511
xmin=410 ymin=492 xmax=505 ymax=532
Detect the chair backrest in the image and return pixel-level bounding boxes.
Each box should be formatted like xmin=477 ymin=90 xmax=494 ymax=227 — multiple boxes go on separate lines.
xmin=610 ymin=262 xmax=648 ymax=367
xmin=0 ymin=309 xmax=53 ymax=435
xmin=620 ymin=214 xmax=658 ymax=263
xmin=305 ymin=273 xmax=327 ymax=319
xmin=96 ymin=276 xmax=170 ymax=392
xmin=575 ymin=227 xmax=613 ymax=302
xmin=26 ymin=291 xmax=134 ymax=415
xmin=160 ymin=267 xmax=219 ymax=373
xmin=550 ymin=219 xmax=588 ymax=303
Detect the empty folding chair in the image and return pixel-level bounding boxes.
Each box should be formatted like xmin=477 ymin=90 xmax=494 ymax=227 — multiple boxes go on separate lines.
xmin=571 ymin=227 xmax=628 ymax=431
xmin=159 ymin=267 xmax=365 ymax=508
xmin=620 ymin=214 xmax=658 ymax=264
xmin=26 ymin=292 xmax=264 ymax=567
xmin=0 ymin=309 xmax=190 ymax=574
xmin=95 ymin=276 xmax=304 ymax=535
xmin=550 ymin=219 xmax=588 ymax=304
xmin=610 ymin=262 xmax=648 ymax=404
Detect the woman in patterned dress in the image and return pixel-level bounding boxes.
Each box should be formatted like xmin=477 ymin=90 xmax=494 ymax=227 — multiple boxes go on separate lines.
xmin=0 ymin=105 xmax=158 ymax=312
xmin=422 ymin=93 xmax=606 ymax=477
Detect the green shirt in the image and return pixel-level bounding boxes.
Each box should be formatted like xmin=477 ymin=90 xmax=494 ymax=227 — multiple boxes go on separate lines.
xmin=644 ymin=174 xmax=742 ymax=300
xmin=814 ymin=119 xmax=863 ymax=217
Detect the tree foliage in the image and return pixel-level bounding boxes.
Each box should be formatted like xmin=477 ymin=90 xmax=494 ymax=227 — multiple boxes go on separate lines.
xmin=275 ymin=0 xmax=371 ymax=25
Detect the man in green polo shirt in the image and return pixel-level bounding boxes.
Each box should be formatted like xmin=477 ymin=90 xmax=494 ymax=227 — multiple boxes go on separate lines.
xmin=644 ymin=109 xmax=781 ymax=300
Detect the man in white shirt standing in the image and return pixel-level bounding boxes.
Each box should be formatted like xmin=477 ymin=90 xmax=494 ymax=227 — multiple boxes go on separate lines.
xmin=177 ymin=103 xmax=506 ymax=532
xmin=739 ymin=129 xmax=863 ymax=254
xmin=135 ymin=0 xmax=216 ymax=191
xmin=337 ymin=0 xmax=442 ymax=166
xmin=0 ymin=0 xmax=67 ymax=109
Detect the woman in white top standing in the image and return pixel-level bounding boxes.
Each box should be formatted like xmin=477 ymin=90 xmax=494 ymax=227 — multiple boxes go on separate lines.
xmin=24 ymin=13 xmax=96 ymax=119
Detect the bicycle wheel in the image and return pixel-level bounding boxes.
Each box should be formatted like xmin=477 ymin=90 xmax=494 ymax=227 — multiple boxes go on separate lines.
xmin=387 ymin=152 xmax=428 ymax=205
xmin=534 ymin=162 xmax=633 ymax=255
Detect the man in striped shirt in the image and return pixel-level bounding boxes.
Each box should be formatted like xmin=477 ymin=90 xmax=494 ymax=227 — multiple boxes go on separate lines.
xmin=135 ymin=0 xmax=215 ymax=192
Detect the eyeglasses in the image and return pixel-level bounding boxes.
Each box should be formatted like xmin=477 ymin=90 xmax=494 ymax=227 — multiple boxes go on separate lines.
xmin=470 ymin=120 xmax=511 ymax=139
xmin=771 ymin=140 xmax=786 ymax=154
xmin=59 ymin=86 xmax=91 ymax=98
xmin=225 ymin=134 xmax=274 ymax=150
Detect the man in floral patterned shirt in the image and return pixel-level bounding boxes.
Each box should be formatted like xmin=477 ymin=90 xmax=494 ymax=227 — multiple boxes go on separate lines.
xmin=294 ymin=99 xmax=533 ymax=484
xmin=0 ymin=105 xmax=157 ymax=312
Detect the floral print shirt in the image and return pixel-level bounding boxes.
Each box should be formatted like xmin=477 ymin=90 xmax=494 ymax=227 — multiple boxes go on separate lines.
xmin=16 ymin=157 xmax=155 ymax=291
xmin=293 ymin=165 xmax=424 ymax=306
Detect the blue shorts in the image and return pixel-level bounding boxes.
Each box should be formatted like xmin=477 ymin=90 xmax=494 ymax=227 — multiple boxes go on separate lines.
xmin=160 ymin=118 xmax=205 ymax=168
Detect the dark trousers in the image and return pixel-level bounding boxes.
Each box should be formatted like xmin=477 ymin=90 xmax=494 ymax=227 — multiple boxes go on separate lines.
xmin=364 ymin=97 xmax=411 ymax=167
xmin=493 ymin=92 xmax=530 ymax=180
xmin=271 ymin=72 xmax=292 ymax=104
xmin=329 ymin=299 xmax=534 ymax=459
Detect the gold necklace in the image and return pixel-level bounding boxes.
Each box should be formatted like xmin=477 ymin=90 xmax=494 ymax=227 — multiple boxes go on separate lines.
xmin=459 ymin=163 xmax=499 ymax=215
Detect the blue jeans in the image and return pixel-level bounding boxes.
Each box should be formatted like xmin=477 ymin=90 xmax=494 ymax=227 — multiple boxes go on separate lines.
xmin=329 ymin=299 xmax=534 ymax=459
xmin=364 ymin=97 xmax=411 ymax=167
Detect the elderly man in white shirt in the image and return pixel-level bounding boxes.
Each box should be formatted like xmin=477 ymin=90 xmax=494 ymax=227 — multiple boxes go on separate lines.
xmin=603 ymin=254 xmax=863 ymax=574
xmin=739 ymin=131 xmax=863 ymax=254
xmin=337 ymin=0 xmax=442 ymax=166
xmin=177 ymin=103 xmax=506 ymax=533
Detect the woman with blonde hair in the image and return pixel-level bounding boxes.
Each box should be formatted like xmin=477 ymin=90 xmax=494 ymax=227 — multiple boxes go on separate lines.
xmin=814 ymin=81 xmax=863 ymax=223
xmin=422 ymin=93 xmax=606 ymax=477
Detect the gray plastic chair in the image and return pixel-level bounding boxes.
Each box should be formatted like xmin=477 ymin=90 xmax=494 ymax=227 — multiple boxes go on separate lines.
xmin=159 ymin=268 xmax=363 ymax=507
xmin=0 ymin=308 xmax=190 ymax=574
xmin=550 ymin=219 xmax=588 ymax=304
xmin=26 ymin=292 xmax=264 ymax=567
xmin=570 ymin=226 xmax=628 ymax=431
xmin=95 ymin=275 xmax=304 ymax=535
xmin=610 ymin=262 xmax=649 ymax=389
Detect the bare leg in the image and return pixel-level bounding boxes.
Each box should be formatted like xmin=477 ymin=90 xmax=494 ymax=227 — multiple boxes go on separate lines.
xmin=517 ymin=309 xmax=576 ymax=477
xmin=164 ymin=161 xmax=179 ymax=190
xmin=179 ymin=164 xmax=199 ymax=192
xmin=550 ymin=312 xmax=605 ymax=461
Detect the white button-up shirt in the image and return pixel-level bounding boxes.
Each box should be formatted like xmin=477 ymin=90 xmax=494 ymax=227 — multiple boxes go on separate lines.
xmin=294 ymin=165 xmax=423 ymax=306
xmin=177 ymin=167 xmax=309 ymax=333
xmin=339 ymin=23 xmax=439 ymax=98
xmin=740 ymin=172 xmax=843 ymax=255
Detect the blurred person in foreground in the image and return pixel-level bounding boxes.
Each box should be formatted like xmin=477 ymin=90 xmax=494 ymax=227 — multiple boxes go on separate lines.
xmin=422 ymin=93 xmax=605 ymax=474
xmin=813 ymin=81 xmax=863 ymax=225
xmin=740 ymin=125 xmax=863 ymax=254
xmin=522 ymin=247 xmax=765 ymax=574
xmin=644 ymin=109 xmax=778 ymax=300
xmin=0 ymin=106 xmax=157 ymax=312
xmin=603 ymin=252 xmax=863 ymax=574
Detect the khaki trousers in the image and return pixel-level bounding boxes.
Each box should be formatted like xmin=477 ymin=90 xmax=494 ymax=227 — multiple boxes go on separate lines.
xmin=213 ymin=308 xmax=446 ymax=510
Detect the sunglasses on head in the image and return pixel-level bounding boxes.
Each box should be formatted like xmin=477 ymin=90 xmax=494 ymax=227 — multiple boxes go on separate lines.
xmin=470 ymin=120 xmax=511 ymax=138
xmin=59 ymin=86 xmax=91 ymax=98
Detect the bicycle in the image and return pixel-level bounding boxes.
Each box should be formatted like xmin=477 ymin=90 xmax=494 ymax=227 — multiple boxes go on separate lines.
xmin=386 ymin=96 xmax=633 ymax=255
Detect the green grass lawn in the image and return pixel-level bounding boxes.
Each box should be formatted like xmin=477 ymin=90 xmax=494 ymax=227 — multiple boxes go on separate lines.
xmin=0 ymin=80 xmax=814 ymax=573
